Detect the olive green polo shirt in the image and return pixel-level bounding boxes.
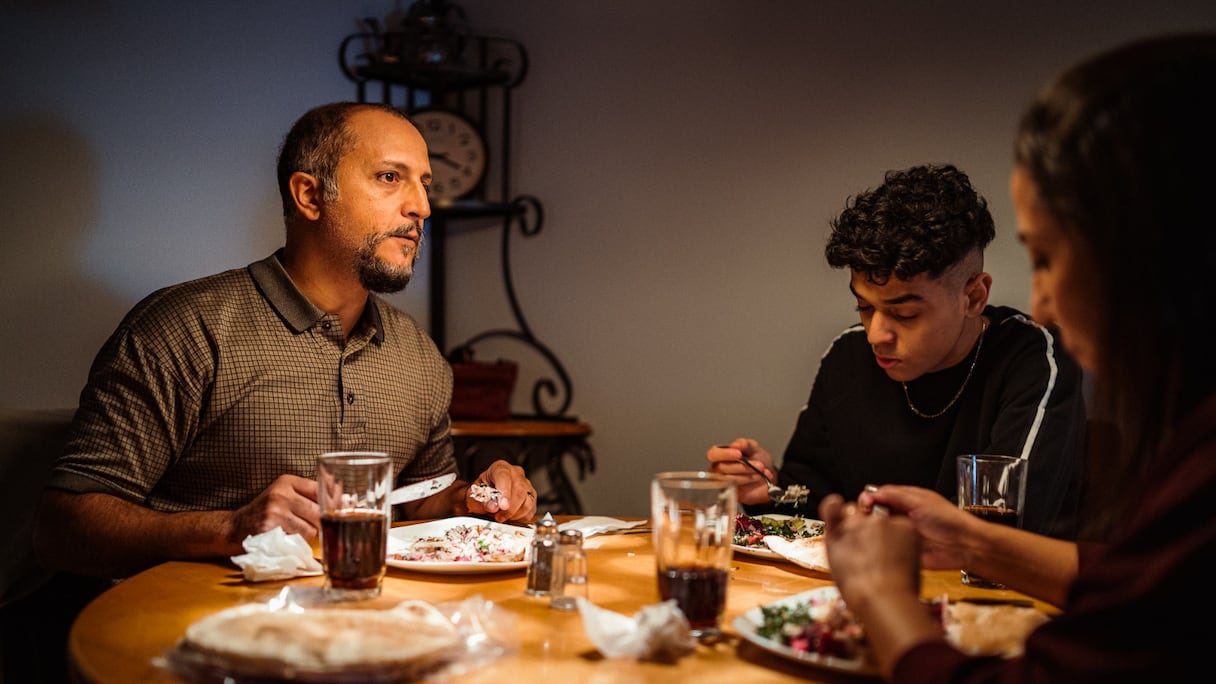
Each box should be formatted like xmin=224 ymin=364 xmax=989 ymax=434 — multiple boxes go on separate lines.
xmin=48 ymin=252 xmax=455 ymax=512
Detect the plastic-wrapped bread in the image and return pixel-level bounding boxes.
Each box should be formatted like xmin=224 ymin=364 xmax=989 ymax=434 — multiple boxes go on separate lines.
xmin=171 ymin=601 xmax=462 ymax=679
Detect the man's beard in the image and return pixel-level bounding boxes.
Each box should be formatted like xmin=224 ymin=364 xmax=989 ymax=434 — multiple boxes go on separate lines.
xmin=356 ymin=227 xmax=424 ymax=293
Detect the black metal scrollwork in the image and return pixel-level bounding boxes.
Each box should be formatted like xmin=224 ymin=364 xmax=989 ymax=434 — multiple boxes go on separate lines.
xmin=449 ymin=194 xmax=573 ymax=418
xmin=340 ymin=31 xmax=526 ymax=96
xmin=340 ymin=18 xmax=570 ymax=419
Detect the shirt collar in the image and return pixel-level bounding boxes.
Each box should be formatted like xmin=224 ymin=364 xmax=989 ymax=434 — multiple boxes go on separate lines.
xmin=248 ymin=250 xmax=384 ymax=343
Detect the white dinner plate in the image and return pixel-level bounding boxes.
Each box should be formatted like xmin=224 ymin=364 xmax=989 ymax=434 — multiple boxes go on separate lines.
xmin=733 ymin=586 xmax=878 ymax=676
xmin=386 ymin=517 xmax=532 ymax=574
xmin=732 ymin=514 xmax=824 ymax=560
xmin=732 ymin=543 xmax=781 ymax=559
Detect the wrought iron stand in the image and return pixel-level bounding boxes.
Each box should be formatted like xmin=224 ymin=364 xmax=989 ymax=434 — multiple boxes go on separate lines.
xmin=340 ymin=18 xmax=594 ymax=511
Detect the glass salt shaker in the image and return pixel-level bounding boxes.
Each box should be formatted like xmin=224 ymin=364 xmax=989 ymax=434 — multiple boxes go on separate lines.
xmin=525 ymin=518 xmax=560 ymax=596
xmin=550 ymin=529 xmax=588 ymax=611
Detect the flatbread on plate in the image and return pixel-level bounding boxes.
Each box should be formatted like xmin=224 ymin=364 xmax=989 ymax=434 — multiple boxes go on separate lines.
xmin=944 ymin=601 xmax=1051 ymax=656
xmin=763 ymin=534 xmax=830 ymax=573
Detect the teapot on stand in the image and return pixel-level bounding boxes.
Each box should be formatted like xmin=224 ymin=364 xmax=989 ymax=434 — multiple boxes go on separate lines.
xmin=398 ymin=0 xmax=469 ymax=68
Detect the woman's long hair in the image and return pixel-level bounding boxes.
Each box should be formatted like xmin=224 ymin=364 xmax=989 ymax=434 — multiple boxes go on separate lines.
xmin=1013 ymin=33 xmax=1216 ymax=532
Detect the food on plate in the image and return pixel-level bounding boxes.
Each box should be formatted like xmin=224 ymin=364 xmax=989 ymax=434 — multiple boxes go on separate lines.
xmin=391 ymin=523 xmax=529 ymax=563
xmin=176 ymin=602 xmax=461 ymax=675
xmin=757 ymin=588 xmax=867 ymax=660
xmin=757 ymin=592 xmax=1049 ymax=662
xmin=943 ymin=600 xmax=1051 ymax=656
xmin=775 ymin=483 xmax=810 ymax=506
xmin=468 ymin=481 xmax=502 ymax=505
xmin=733 ymin=513 xmax=825 ymax=549
xmin=762 ymin=535 xmax=830 ymax=572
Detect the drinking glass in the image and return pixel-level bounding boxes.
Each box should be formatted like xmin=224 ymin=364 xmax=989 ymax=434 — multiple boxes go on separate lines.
xmin=651 ymin=471 xmax=737 ymax=638
xmin=317 ymin=451 xmax=392 ymax=600
xmin=956 ymin=454 xmax=1027 ymax=588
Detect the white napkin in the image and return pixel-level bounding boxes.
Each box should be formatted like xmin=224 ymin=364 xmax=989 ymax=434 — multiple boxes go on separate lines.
xmin=576 ymin=598 xmax=698 ymax=662
xmin=558 ymin=516 xmax=647 ymax=537
xmin=230 ymin=527 xmax=324 ymax=582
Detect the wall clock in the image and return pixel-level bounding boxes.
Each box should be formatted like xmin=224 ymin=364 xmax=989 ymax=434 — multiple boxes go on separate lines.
xmin=411 ymin=109 xmax=487 ymax=205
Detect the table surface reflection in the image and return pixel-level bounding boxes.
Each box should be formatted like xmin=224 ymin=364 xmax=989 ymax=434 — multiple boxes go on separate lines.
xmin=68 ymin=518 xmax=1053 ymax=683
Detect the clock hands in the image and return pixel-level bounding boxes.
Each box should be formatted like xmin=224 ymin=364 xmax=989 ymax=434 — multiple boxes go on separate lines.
xmin=429 ymin=152 xmax=462 ymax=170
xmin=413 ymin=111 xmax=486 ymax=201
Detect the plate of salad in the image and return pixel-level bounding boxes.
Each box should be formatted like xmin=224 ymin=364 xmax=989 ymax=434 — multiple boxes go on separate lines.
xmin=733 ymin=585 xmax=877 ymax=675
xmin=735 ymin=586 xmax=1049 ymax=674
xmin=732 ymin=513 xmax=825 ymax=559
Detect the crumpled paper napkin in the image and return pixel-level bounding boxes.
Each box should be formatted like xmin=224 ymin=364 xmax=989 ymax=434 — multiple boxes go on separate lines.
xmin=558 ymin=515 xmax=647 ymax=537
xmin=576 ymin=597 xmax=698 ymax=662
xmin=230 ymin=527 xmax=324 ymax=582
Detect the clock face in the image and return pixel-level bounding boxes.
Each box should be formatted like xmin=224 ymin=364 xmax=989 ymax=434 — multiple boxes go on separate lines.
xmin=412 ymin=109 xmax=487 ymax=204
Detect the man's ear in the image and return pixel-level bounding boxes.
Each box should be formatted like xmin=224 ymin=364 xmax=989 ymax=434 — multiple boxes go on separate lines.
xmin=965 ymin=272 xmax=993 ymax=314
xmin=289 ymin=171 xmax=323 ymax=221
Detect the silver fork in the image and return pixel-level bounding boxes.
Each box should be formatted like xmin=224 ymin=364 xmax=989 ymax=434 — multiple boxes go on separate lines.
xmin=736 ymin=456 xmax=785 ymax=501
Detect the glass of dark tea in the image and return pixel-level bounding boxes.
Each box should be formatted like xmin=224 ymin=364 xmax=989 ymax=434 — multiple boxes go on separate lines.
xmin=956 ymin=454 xmax=1027 ymax=588
xmin=651 ymin=471 xmax=737 ymax=638
xmin=318 ymin=451 xmax=392 ymax=600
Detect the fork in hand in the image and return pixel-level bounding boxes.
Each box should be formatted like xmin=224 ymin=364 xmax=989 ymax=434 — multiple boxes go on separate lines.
xmin=736 ymin=456 xmax=785 ymax=501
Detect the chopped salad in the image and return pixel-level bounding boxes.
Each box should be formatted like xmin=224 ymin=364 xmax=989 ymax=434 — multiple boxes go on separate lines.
xmin=390 ymin=523 xmax=529 ymax=563
xmin=775 ymin=483 xmax=810 ymax=507
xmin=756 ymin=591 xmax=869 ymax=659
xmin=733 ymin=513 xmax=825 ymax=549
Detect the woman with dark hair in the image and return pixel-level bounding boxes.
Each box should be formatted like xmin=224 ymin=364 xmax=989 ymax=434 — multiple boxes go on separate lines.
xmin=821 ymin=33 xmax=1216 ymax=681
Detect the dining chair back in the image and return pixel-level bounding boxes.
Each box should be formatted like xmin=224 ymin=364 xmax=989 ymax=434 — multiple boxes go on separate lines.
xmin=0 ymin=407 xmax=75 ymax=609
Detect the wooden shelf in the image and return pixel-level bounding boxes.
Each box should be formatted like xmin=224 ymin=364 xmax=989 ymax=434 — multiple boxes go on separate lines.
xmin=451 ymin=419 xmax=594 ymax=515
xmin=452 ymin=419 xmax=591 ymax=438
xmin=353 ymin=60 xmax=511 ymax=90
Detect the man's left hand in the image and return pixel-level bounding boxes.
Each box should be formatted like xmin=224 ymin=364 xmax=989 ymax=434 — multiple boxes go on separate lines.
xmin=468 ymin=460 xmax=537 ymax=523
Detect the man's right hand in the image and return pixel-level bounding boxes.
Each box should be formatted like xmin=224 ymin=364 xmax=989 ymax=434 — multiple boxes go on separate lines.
xmin=228 ymin=474 xmax=320 ymax=545
xmin=35 ymin=479 xmax=319 ymax=580
xmin=706 ymin=438 xmax=778 ymax=505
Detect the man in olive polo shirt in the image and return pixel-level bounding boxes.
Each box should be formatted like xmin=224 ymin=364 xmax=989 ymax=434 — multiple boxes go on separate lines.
xmin=34 ymin=102 xmax=537 ymax=581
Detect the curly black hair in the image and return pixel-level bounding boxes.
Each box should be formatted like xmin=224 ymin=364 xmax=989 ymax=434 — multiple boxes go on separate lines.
xmin=824 ymin=164 xmax=995 ymax=284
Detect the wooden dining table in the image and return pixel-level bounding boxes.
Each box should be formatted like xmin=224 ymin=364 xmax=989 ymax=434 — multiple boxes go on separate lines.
xmin=68 ymin=517 xmax=1054 ymax=683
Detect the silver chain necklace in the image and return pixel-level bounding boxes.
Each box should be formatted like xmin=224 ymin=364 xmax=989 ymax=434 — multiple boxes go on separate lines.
xmin=903 ymin=318 xmax=988 ymax=419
